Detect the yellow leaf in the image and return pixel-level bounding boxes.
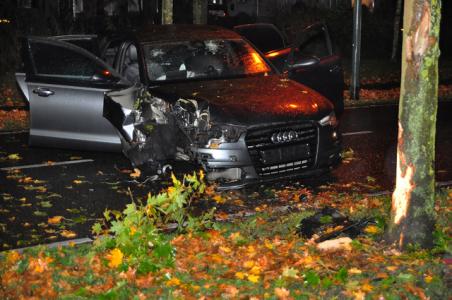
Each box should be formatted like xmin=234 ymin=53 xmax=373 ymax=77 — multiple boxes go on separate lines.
xmin=264 ymin=239 xmax=274 ymax=250
xmin=235 ymin=272 xmax=246 ymax=280
xmin=424 ymin=275 xmax=433 ymax=283
xmin=243 ymin=260 xmax=255 ymax=268
xmin=171 ymin=172 xmax=178 ymax=185
xmin=107 ymin=248 xmax=124 ymax=268
xmin=7 ymin=153 xmax=21 ymax=160
xmin=274 ymin=287 xmax=290 ymax=300
xmin=130 ymin=168 xmax=141 ymax=178
xmin=6 ymin=251 xmax=20 ymax=264
xmin=386 ymin=266 xmax=398 ymax=272
xmin=219 ymin=246 xmax=232 ymax=253
xmin=73 ymin=180 xmax=83 ymax=184
xmin=249 ymin=265 xmax=261 ymax=275
xmin=349 ymin=267 xmax=362 ymax=274
xmin=166 ymin=277 xmax=181 ymax=287
xmin=199 ymin=169 xmax=205 ymax=181
xmin=130 ymin=226 xmax=137 ymax=236
xmin=213 ymin=195 xmax=225 ymax=204
xmin=364 ymin=225 xmax=380 ymax=234
xmin=60 ymin=230 xmax=77 ymax=238
xmin=361 ymin=283 xmax=373 ymax=292
xmin=247 ymin=274 xmax=260 ymax=283
xmin=282 ymin=266 xmax=299 ymax=278
xmin=48 ymin=216 xmax=63 ymax=225
xmin=229 ymin=232 xmax=241 ymax=241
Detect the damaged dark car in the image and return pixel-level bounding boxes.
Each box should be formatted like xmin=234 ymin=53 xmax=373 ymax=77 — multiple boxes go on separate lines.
xmin=16 ymin=25 xmax=341 ymax=189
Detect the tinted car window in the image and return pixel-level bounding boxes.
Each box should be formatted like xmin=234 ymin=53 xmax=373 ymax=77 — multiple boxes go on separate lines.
xmin=235 ymin=25 xmax=285 ymax=53
xmin=64 ymin=38 xmax=100 ymax=56
xmin=30 ymin=41 xmax=108 ymax=81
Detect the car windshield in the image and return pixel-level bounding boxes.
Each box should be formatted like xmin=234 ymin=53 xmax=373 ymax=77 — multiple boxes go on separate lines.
xmin=143 ymin=39 xmax=271 ymax=82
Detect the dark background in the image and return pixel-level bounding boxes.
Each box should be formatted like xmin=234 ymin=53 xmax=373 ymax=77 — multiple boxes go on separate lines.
xmin=0 ymin=0 xmax=450 ymax=80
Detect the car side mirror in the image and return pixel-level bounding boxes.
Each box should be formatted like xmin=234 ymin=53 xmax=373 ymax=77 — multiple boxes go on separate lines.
xmin=287 ymin=56 xmax=320 ymax=69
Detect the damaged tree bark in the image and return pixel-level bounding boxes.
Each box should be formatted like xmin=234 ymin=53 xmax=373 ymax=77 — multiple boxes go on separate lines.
xmin=387 ymin=0 xmax=441 ymax=250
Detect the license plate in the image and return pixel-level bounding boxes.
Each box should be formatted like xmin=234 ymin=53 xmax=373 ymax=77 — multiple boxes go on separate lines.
xmin=260 ymin=144 xmax=311 ymax=165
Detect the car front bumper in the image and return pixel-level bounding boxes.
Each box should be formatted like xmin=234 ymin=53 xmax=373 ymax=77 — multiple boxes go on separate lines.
xmin=193 ymin=122 xmax=341 ymax=190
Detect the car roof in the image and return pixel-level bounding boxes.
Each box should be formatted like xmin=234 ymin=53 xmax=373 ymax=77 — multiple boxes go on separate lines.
xmin=133 ymin=24 xmax=242 ymax=43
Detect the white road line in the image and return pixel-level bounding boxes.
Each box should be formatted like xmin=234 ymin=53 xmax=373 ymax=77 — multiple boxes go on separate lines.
xmin=9 ymin=238 xmax=93 ymax=253
xmin=0 ymin=159 xmax=94 ymax=171
xmin=342 ymin=130 xmax=373 ymax=136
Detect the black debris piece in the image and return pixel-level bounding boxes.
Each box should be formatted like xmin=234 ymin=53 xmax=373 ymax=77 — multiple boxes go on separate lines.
xmin=298 ymin=207 xmax=376 ymax=242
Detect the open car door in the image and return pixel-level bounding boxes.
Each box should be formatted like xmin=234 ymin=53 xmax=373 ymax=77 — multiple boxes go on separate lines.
xmin=18 ymin=37 xmax=131 ymax=151
xmin=286 ymin=23 xmax=344 ymax=117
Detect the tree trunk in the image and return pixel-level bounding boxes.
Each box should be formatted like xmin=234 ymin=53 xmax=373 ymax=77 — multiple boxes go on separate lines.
xmin=193 ymin=0 xmax=207 ymax=25
xmin=391 ymin=0 xmax=403 ymax=61
xmin=387 ymin=0 xmax=441 ymax=250
xmin=161 ymin=0 xmax=173 ymax=24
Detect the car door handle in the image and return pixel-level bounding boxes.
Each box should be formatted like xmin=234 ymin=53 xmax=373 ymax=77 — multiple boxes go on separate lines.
xmin=33 ymin=87 xmax=55 ymax=97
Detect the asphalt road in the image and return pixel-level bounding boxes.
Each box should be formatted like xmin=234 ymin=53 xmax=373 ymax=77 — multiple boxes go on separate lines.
xmin=1 ymin=102 xmax=452 ymax=250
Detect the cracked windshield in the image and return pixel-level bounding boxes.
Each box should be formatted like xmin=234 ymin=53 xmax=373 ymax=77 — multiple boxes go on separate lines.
xmin=143 ymin=39 xmax=270 ymax=81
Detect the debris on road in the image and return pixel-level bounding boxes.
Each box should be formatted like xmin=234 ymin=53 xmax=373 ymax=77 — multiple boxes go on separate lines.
xmin=298 ymin=207 xmax=377 ymax=242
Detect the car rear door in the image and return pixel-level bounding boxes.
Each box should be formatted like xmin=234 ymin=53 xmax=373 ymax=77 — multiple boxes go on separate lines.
xmin=20 ymin=37 xmax=130 ymax=151
xmin=287 ymin=23 xmax=344 ymax=116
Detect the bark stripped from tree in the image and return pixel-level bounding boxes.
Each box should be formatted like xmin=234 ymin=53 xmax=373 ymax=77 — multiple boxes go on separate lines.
xmin=387 ymin=0 xmax=441 ymax=250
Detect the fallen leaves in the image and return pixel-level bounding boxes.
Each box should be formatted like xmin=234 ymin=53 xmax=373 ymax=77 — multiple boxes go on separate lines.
xmin=60 ymin=230 xmax=77 ymax=238
xmin=48 ymin=216 xmax=64 ymax=225
xmin=130 ymin=168 xmax=141 ymax=178
xmin=7 ymin=153 xmax=21 ymax=160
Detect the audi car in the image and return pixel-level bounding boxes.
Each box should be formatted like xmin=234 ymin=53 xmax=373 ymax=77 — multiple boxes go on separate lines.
xmin=16 ymin=25 xmax=341 ymax=189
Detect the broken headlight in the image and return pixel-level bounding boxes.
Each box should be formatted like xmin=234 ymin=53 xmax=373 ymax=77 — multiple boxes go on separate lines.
xmin=319 ymin=112 xmax=338 ymax=127
xmin=206 ymin=124 xmax=247 ymax=148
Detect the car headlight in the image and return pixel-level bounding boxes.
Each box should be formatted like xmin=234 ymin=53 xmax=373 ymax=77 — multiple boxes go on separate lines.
xmin=319 ymin=112 xmax=338 ymax=127
xmin=207 ymin=124 xmax=247 ymax=148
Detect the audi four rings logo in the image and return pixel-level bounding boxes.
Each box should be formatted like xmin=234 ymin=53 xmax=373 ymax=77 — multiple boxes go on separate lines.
xmin=271 ymin=131 xmax=298 ymax=144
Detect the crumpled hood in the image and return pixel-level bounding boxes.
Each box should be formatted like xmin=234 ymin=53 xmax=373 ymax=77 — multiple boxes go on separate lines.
xmin=150 ymin=74 xmax=334 ymax=125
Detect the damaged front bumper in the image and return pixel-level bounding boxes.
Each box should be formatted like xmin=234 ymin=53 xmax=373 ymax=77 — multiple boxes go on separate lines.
xmin=103 ymin=88 xmax=341 ymax=189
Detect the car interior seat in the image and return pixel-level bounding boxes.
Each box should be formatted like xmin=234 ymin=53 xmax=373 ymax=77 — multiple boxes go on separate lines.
xmin=123 ymin=45 xmax=140 ymax=83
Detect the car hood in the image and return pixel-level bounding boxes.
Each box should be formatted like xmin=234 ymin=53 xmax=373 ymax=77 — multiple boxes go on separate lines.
xmin=150 ymin=74 xmax=333 ymax=125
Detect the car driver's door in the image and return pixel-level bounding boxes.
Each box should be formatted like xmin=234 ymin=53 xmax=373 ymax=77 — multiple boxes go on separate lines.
xmin=287 ymin=23 xmax=344 ymax=117
xmin=20 ymin=37 xmax=130 ymax=151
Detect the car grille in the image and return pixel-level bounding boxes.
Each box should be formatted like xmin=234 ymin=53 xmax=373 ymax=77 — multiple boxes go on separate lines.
xmin=245 ymin=122 xmax=318 ymax=177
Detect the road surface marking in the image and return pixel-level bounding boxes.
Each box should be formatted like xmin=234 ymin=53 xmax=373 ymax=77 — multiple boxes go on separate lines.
xmin=342 ymin=130 xmax=373 ymax=136
xmin=0 ymin=159 xmax=94 ymax=171
xmin=11 ymin=238 xmax=93 ymax=253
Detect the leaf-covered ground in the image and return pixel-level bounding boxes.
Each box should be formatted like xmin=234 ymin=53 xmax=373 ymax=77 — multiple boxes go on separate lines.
xmin=1 ymin=182 xmax=450 ymax=299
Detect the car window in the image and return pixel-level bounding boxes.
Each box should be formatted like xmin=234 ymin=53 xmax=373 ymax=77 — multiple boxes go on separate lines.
xmin=296 ymin=29 xmax=330 ymax=58
xmin=102 ymin=39 xmax=122 ymax=68
xmin=235 ymin=25 xmax=285 ymax=53
xmin=29 ymin=40 xmax=117 ymax=83
xmin=143 ymin=39 xmax=271 ymax=82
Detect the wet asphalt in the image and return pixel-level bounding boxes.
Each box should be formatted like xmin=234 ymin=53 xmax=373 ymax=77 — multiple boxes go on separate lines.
xmin=1 ymin=102 xmax=452 ymax=250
